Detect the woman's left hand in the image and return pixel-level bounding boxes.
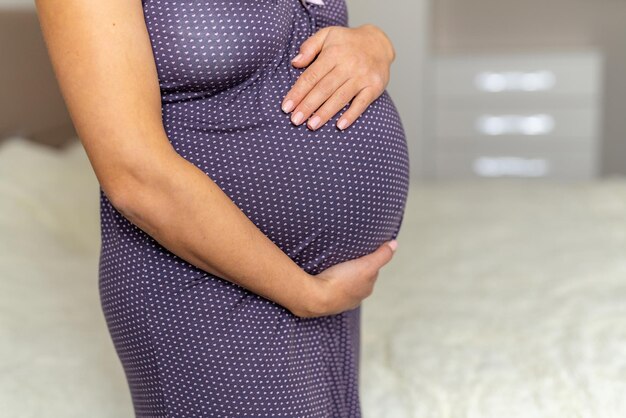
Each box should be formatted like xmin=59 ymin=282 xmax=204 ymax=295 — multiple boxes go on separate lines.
xmin=281 ymin=23 xmax=395 ymax=131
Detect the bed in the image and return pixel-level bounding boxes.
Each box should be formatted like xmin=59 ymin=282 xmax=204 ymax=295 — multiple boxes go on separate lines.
xmin=2 ymin=8 xmax=626 ymax=418
xmin=2 ymin=134 xmax=626 ymax=417
xmin=360 ymin=178 xmax=626 ymax=417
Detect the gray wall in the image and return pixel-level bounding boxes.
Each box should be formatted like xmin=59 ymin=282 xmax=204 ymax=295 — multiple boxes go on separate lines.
xmin=346 ymin=0 xmax=429 ymax=180
xmin=0 ymin=0 xmax=32 ymax=8
xmin=433 ymin=0 xmax=626 ymax=177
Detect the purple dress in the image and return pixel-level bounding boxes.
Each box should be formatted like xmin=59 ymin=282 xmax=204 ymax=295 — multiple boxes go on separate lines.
xmin=98 ymin=0 xmax=410 ymax=416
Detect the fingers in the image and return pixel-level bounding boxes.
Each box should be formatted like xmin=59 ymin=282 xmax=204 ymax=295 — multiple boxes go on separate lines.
xmin=361 ymin=239 xmax=398 ymax=273
xmin=290 ymin=27 xmax=331 ymax=68
xmin=295 ymin=68 xmax=352 ymax=130
xmin=305 ymin=77 xmax=359 ymax=131
xmin=282 ymin=57 xmax=337 ymax=123
xmin=335 ymin=85 xmax=380 ymax=131
xmin=362 ymin=270 xmax=380 ymax=300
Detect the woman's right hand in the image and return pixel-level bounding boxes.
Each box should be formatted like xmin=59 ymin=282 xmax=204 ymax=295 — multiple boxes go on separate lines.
xmin=298 ymin=240 xmax=398 ymax=318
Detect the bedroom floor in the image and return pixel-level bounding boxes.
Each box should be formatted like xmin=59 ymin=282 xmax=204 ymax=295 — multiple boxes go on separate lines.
xmin=1 ymin=138 xmax=626 ymax=418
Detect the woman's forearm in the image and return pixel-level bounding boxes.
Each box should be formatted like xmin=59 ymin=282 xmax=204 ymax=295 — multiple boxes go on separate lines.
xmin=34 ymin=0 xmax=321 ymax=317
xmin=109 ymin=141 xmax=320 ymax=317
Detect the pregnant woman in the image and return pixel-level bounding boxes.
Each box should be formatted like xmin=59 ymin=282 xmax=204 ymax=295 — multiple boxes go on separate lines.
xmin=36 ymin=0 xmax=410 ymax=416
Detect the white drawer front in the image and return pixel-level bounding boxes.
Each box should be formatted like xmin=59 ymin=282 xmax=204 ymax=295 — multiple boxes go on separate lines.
xmin=434 ymin=51 xmax=602 ymax=99
xmin=435 ymin=152 xmax=597 ymax=180
xmin=435 ymin=107 xmax=599 ymax=140
xmin=436 ymin=135 xmax=597 ymax=155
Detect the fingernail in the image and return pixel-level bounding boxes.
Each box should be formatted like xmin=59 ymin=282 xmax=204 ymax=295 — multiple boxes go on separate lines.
xmin=387 ymin=239 xmax=398 ymax=252
xmin=282 ymin=99 xmax=294 ymax=113
xmin=308 ymin=115 xmax=321 ymax=130
xmin=292 ymin=111 xmax=304 ymax=125
xmin=291 ymin=53 xmax=303 ymax=63
xmin=337 ymin=118 xmax=349 ymax=130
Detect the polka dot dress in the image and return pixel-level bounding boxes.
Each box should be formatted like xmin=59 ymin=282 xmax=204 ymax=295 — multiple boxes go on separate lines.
xmin=98 ymin=0 xmax=410 ymax=417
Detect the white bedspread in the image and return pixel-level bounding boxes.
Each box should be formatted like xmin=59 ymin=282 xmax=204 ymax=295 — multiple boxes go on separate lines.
xmin=1 ymin=136 xmax=625 ymax=418
xmin=361 ymin=178 xmax=626 ymax=418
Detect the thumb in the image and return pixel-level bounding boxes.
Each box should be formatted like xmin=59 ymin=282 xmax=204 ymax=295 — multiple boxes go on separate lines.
xmin=361 ymin=240 xmax=398 ymax=272
xmin=291 ymin=28 xmax=330 ymax=67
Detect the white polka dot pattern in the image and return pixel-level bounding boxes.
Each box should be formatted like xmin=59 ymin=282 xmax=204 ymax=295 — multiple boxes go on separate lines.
xmin=98 ymin=0 xmax=410 ymax=417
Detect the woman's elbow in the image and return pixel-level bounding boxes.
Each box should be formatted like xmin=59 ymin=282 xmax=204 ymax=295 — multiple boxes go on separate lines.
xmin=104 ymin=176 xmax=143 ymax=221
xmin=101 ymin=160 xmax=157 ymax=222
xmin=97 ymin=146 xmax=179 ymax=223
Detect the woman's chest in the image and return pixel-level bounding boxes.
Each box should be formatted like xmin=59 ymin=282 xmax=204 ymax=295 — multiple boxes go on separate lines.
xmin=141 ymin=0 xmax=348 ymax=97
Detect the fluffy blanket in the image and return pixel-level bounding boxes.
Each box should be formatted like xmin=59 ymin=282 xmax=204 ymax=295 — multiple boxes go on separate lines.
xmin=1 ymin=136 xmax=625 ymax=417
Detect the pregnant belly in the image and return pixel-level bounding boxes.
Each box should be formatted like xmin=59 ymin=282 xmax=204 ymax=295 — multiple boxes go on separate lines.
xmin=162 ymin=84 xmax=410 ymax=274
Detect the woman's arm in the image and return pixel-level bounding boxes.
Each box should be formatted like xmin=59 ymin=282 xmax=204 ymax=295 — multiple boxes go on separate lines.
xmin=35 ymin=0 xmax=323 ymax=316
xmin=35 ymin=0 xmax=397 ymax=318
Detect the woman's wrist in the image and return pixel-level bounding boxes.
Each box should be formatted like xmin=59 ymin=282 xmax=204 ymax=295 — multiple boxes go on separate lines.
xmin=289 ymin=271 xmax=328 ymax=318
xmin=356 ymin=23 xmax=396 ymax=64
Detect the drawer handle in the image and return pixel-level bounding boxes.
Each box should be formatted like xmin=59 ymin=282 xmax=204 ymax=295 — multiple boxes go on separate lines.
xmin=477 ymin=114 xmax=555 ymax=136
xmin=475 ymin=71 xmax=556 ymax=92
xmin=473 ymin=157 xmax=550 ymax=177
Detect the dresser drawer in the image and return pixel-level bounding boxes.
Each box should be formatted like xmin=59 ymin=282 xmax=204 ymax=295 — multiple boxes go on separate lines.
xmin=434 ymin=51 xmax=602 ymax=99
xmin=430 ymin=51 xmax=603 ymax=181
xmin=434 ymin=151 xmax=597 ymax=180
xmin=435 ymin=135 xmax=596 ymax=155
xmin=434 ymin=106 xmax=599 ymax=141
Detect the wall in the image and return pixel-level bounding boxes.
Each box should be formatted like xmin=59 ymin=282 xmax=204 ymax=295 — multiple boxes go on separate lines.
xmin=346 ymin=0 xmax=429 ymax=179
xmin=433 ymin=0 xmax=626 ymax=176
xmin=0 ymin=0 xmax=31 ymax=8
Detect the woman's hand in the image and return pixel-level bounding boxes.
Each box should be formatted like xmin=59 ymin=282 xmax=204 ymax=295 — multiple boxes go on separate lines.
xmin=281 ymin=23 xmax=396 ymax=132
xmin=296 ymin=240 xmax=398 ymax=318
